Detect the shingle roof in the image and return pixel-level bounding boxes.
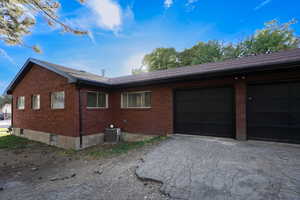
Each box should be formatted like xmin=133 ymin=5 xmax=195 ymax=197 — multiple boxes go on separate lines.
xmin=30 ymin=59 xmax=109 ymax=83
xmin=5 ymin=48 xmax=300 ymax=94
xmin=109 ymin=48 xmax=300 ymax=85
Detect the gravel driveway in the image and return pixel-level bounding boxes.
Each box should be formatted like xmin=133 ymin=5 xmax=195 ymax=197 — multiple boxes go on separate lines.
xmin=136 ymin=135 xmax=300 ymax=200
xmin=0 ymin=143 xmax=168 ymax=200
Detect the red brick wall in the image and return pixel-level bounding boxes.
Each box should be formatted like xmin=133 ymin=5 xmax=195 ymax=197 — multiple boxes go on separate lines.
xmin=110 ymin=86 xmax=173 ymax=135
xmin=12 ymin=64 xmax=79 ymax=137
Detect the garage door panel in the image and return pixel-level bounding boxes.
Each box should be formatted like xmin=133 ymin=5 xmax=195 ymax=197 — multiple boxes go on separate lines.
xmin=290 ymin=112 xmax=300 ymax=124
xmin=175 ymin=111 xmax=233 ymax=122
xmin=291 ymin=98 xmax=300 ymax=111
xmin=247 ymin=82 xmax=300 ymax=143
xmin=175 ymin=122 xmax=233 ymax=136
xmin=176 ymin=103 xmax=232 ymax=113
xmin=290 ymin=83 xmax=300 ymax=97
xmin=248 ymin=99 xmax=289 ymax=111
xmin=174 ymin=87 xmax=234 ymax=138
xmin=248 ymin=127 xmax=293 ymax=141
xmin=248 ymin=112 xmax=290 ymax=126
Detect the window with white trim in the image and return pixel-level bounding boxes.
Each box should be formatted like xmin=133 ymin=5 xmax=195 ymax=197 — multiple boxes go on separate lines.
xmin=87 ymin=91 xmax=108 ymax=108
xmin=32 ymin=94 xmax=40 ymax=110
xmin=51 ymin=91 xmax=65 ymax=109
xmin=17 ymin=96 xmax=25 ymax=110
xmin=121 ymin=91 xmax=151 ymax=108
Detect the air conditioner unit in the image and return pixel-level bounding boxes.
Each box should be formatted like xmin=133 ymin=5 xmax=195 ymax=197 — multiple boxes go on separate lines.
xmin=104 ymin=127 xmax=121 ymax=143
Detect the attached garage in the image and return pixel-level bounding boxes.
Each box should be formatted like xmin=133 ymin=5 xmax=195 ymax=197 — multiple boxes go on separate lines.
xmin=247 ymin=82 xmax=300 ymax=143
xmin=174 ymin=87 xmax=235 ymax=138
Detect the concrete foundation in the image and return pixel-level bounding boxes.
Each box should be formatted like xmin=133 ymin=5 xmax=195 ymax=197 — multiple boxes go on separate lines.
xmin=12 ymin=128 xmax=104 ymax=150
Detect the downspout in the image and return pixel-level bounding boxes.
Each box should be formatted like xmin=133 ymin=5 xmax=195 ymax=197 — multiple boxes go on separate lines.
xmin=78 ymin=87 xmax=83 ymax=148
xmin=11 ymin=96 xmax=13 ymax=129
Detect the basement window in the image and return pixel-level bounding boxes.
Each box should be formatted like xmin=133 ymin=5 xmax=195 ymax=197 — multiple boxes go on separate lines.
xmin=17 ymin=96 xmax=25 ymax=110
xmin=32 ymin=94 xmax=40 ymax=110
xmin=87 ymin=91 xmax=108 ymax=108
xmin=51 ymin=91 xmax=65 ymax=109
xmin=121 ymin=91 xmax=151 ymax=108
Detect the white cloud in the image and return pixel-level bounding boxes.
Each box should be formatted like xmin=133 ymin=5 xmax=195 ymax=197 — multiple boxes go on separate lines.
xmin=86 ymin=0 xmax=122 ymax=31
xmin=164 ymin=0 xmax=173 ymax=8
xmin=186 ymin=0 xmax=199 ymax=5
xmin=0 ymin=49 xmax=15 ymax=64
xmin=254 ymin=0 xmax=272 ymax=11
xmin=122 ymin=53 xmax=146 ymax=74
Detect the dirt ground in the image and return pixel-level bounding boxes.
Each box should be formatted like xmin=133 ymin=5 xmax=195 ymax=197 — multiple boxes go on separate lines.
xmin=0 ymin=141 xmax=169 ymax=200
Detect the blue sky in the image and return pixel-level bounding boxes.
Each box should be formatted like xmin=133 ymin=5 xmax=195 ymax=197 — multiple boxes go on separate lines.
xmin=1 ymin=0 xmax=300 ymax=94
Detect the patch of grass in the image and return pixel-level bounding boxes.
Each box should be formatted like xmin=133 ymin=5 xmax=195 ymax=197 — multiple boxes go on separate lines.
xmin=60 ymin=149 xmax=78 ymax=156
xmin=87 ymin=136 xmax=167 ymax=158
xmin=0 ymin=135 xmax=31 ymax=149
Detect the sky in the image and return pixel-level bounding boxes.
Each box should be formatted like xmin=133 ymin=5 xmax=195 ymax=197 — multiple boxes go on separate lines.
xmin=1 ymin=0 xmax=300 ymax=94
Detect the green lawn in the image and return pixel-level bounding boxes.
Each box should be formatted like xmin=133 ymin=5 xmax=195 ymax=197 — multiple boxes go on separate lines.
xmin=0 ymin=133 xmax=167 ymax=157
xmin=86 ymin=136 xmax=167 ymax=158
xmin=0 ymin=135 xmax=31 ymax=149
xmin=61 ymin=136 xmax=168 ymax=158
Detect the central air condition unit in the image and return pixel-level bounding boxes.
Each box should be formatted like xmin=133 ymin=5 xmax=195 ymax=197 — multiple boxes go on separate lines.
xmin=104 ymin=125 xmax=121 ymax=143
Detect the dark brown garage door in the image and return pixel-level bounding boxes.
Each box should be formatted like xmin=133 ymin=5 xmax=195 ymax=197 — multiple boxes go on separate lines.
xmin=174 ymin=87 xmax=234 ymax=138
xmin=247 ymin=82 xmax=300 ymax=143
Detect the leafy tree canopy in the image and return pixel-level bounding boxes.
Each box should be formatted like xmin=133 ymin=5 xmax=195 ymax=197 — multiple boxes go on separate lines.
xmin=137 ymin=19 xmax=299 ymax=73
xmin=0 ymin=0 xmax=87 ymax=53
xmin=0 ymin=95 xmax=12 ymax=107
xmin=143 ymin=48 xmax=179 ymax=71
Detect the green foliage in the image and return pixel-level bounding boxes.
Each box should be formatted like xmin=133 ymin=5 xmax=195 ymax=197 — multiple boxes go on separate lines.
xmin=179 ymin=41 xmax=224 ymax=66
xmin=143 ymin=48 xmax=179 ymax=71
xmin=139 ymin=19 xmax=299 ymax=73
xmin=0 ymin=95 xmax=12 ymax=107
xmin=0 ymin=135 xmax=30 ymax=149
xmin=239 ymin=19 xmax=300 ymax=56
xmin=0 ymin=0 xmax=87 ymax=53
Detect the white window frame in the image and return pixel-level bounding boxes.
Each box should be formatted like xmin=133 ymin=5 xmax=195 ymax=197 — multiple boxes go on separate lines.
xmin=31 ymin=94 xmax=40 ymax=110
xmin=86 ymin=91 xmax=108 ymax=109
xmin=17 ymin=96 xmax=25 ymax=110
xmin=51 ymin=91 xmax=65 ymax=109
xmin=121 ymin=91 xmax=151 ymax=109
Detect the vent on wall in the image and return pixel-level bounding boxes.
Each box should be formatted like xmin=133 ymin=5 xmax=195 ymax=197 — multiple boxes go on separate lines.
xmin=50 ymin=134 xmax=58 ymax=145
xmin=20 ymin=128 xmax=24 ymax=135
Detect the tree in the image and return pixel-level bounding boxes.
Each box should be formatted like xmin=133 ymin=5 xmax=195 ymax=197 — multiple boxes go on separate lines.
xmin=178 ymin=41 xmax=223 ymax=66
xmin=0 ymin=95 xmax=12 ymax=107
xmin=0 ymin=0 xmax=87 ymax=53
xmin=143 ymin=48 xmax=179 ymax=71
xmin=239 ymin=19 xmax=300 ymax=56
xmin=138 ymin=19 xmax=299 ymax=73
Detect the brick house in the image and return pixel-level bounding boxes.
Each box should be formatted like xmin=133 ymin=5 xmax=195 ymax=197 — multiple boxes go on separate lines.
xmin=5 ymin=49 xmax=300 ymax=149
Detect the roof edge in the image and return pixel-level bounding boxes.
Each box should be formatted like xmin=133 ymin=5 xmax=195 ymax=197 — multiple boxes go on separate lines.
xmin=5 ymin=58 xmax=77 ymax=95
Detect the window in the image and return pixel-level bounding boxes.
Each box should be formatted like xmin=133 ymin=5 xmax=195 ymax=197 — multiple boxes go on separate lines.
xmin=87 ymin=91 xmax=108 ymax=108
xmin=121 ymin=91 xmax=151 ymax=108
xmin=51 ymin=91 xmax=65 ymax=109
xmin=17 ymin=96 xmax=25 ymax=110
xmin=32 ymin=95 xmax=40 ymax=110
